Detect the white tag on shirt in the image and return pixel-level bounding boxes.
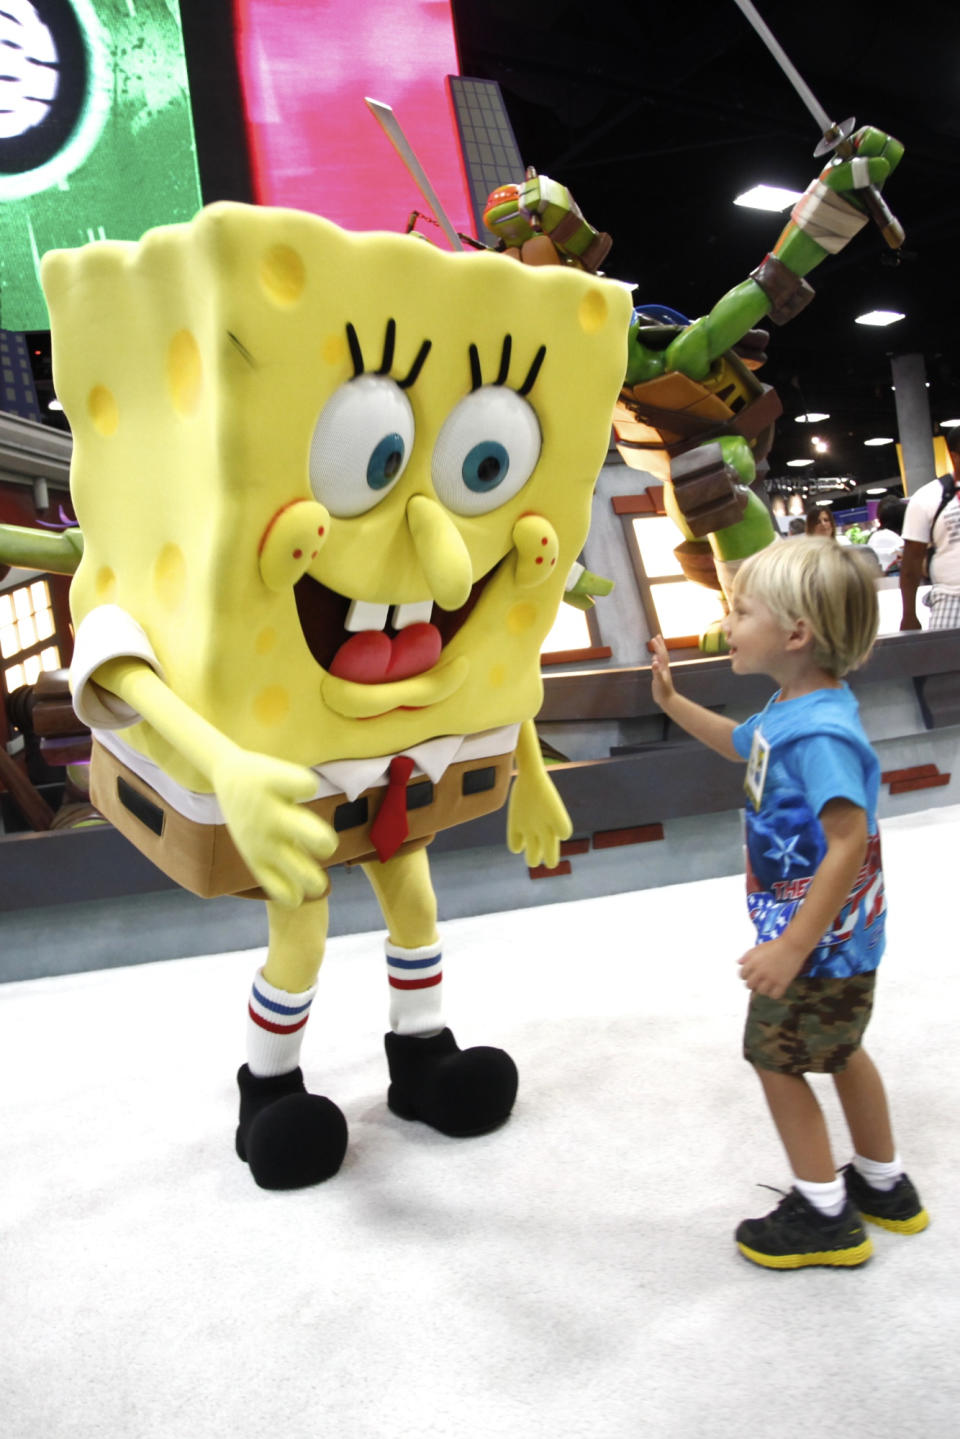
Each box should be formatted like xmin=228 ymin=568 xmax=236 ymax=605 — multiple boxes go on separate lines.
xmin=745 ymin=726 xmax=770 ymax=811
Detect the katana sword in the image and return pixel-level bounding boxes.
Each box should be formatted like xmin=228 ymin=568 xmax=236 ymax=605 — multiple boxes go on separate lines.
xmin=731 ymin=0 xmax=904 ymax=249
xmin=364 ymin=98 xmax=465 ymax=252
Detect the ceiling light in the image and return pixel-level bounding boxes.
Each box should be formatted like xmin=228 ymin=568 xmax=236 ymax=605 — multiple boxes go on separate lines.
xmin=940 ymin=418 xmax=960 ymax=429
xmin=795 ymin=412 xmax=829 ymax=423
xmin=733 ymin=184 xmax=803 ymax=212
xmin=864 ymin=436 xmax=894 ymax=447
xmin=855 ymin=310 xmax=905 ymax=327
xmin=787 ymin=458 xmax=815 ymax=467
xmin=867 ymin=486 xmax=889 ymax=495
xmin=48 ymin=398 xmax=63 ymax=412
xmin=811 ymin=437 xmax=828 ymax=453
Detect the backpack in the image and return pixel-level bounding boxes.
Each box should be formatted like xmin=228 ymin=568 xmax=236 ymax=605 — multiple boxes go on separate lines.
xmin=926 ymin=470 xmax=958 ymax=571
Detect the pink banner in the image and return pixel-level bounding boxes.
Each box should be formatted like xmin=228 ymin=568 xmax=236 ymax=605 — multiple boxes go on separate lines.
xmin=234 ymin=0 xmax=472 ymax=244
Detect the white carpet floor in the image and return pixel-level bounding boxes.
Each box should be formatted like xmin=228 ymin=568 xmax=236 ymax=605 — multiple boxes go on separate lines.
xmin=2 ymin=803 xmax=957 ymax=1439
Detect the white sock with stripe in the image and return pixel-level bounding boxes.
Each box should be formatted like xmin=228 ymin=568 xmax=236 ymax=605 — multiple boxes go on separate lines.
xmin=385 ymin=941 xmax=444 ymax=1036
xmin=853 ymin=1152 xmax=904 ymax=1192
xmin=246 ymin=968 xmax=317 ymax=1078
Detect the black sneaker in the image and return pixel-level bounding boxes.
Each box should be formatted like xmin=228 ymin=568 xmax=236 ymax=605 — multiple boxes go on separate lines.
xmin=842 ymin=1164 xmax=930 ymax=1234
xmin=736 ymin=1188 xmax=873 ymax=1270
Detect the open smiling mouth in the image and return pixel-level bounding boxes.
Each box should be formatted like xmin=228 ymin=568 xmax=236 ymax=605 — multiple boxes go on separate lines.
xmin=293 ymin=565 xmax=497 ymax=685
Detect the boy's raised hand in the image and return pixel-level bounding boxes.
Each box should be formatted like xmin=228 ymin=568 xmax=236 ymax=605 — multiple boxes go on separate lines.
xmin=738 ymin=936 xmax=807 ymax=1000
xmin=649 ymin=634 xmax=675 ymax=709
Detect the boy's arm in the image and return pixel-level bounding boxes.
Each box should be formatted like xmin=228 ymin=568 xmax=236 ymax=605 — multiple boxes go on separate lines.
xmin=648 ymin=635 xmax=741 ymax=761
xmin=898 ymin=539 xmax=927 ymax=631
xmin=738 ymin=798 xmax=869 ymax=998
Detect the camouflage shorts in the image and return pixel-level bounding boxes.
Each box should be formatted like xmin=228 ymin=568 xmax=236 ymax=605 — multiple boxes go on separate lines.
xmin=743 ymin=971 xmax=877 ymax=1076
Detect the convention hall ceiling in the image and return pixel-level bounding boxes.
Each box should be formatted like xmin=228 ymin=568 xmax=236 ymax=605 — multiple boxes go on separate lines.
xmin=453 ymin=0 xmax=960 ymax=484
xmin=20 ymin=0 xmax=959 ymax=491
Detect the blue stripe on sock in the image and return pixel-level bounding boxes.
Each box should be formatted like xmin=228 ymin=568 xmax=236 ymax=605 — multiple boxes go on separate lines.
xmin=388 ymin=953 xmax=442 ymax=971
xmin=251 ymin=982 xmax=313 ymax=1017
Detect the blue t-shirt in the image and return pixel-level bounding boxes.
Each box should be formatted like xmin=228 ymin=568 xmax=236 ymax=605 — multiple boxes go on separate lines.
xmin=731 ymin=685 xmax=885 ymax=977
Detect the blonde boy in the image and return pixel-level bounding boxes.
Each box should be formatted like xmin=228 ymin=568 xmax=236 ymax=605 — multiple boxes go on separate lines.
xmin=651 ymin=538 xmax=927 ymax=1268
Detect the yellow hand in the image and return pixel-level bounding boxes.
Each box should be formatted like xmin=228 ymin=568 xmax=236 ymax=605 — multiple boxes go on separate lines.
xmin=211 ymin=746 xmax=338 ymax=908
xmin=506 ymin=718 xmax=572 ymax=869
xmin=94 ymin=658 xmax=338 ymax=910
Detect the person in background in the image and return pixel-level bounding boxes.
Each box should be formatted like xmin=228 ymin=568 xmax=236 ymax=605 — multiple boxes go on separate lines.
xmin=867 ymin=496 xmax=906 ymax=576
xmin=787 ymin=517 xmax=807 ymax=537
xmin=899 ymin=454 xmax=960 ymax=630
xmin=805 ymin=505 xmax=836 ymax=538
xmin=650 ymin=537 xmax=928 ymax=1269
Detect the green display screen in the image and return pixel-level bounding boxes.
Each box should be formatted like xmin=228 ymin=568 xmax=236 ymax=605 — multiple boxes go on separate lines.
xmin=0 ymin=0 xmax=203 ymax=332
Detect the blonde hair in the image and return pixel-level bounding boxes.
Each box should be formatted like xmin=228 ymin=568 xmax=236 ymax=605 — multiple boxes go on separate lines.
xmin=734 ymin=537 xmax=879 ymax=677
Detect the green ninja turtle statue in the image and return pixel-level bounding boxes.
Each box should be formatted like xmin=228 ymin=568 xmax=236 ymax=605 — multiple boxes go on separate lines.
xmin=484 ymin=125 xmax=904 ymax=646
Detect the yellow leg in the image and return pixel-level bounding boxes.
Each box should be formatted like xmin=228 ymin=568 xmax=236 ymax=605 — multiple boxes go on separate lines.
xmin=361 ymin=846 xmax=439 ymax=949
xmin=261 ymin=893 xmax=330 ymax=994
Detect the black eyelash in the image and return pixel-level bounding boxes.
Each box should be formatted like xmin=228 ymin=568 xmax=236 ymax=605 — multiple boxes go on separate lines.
xmin=345 ymin=322 xmax=364 ymax=377
xmin=397 ymin=339 xmax=432 ymax=390
xmin=376 ymin=319 xmax=396 ymax=375
xmin=468 ymin=335 xmax=546 ymax=396
xmin=495 ymin=334 xmax=512 ymax=386
xmin=518 ymin=345 xmax=546 ymax=397
xmin=345 ymin=319 xmax=430 ymax=388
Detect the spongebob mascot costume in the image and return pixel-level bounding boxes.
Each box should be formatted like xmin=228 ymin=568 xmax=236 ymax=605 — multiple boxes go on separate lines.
xmin=42 ymin=206 xmax=631 ymax=1188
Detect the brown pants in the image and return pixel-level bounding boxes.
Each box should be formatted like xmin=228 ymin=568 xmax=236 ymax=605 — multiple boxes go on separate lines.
xmin=91 ymin=740 xmax=514 ymax=899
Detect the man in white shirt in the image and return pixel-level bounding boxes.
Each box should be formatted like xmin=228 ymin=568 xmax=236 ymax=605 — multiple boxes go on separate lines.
xmin=899 ymin=462 xmax=960 ymax=630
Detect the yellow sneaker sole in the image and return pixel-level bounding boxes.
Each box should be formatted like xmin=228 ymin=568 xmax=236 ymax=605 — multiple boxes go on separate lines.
xmin=737 ymin=1236 xmax=874 ymax=1269
xmin=859 ymin=1207 xmax=930 ymax=1234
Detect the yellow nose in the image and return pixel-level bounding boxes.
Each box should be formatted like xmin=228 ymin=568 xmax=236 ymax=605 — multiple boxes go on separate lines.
xmin=406 ymin=494 xmax=473 ymax=611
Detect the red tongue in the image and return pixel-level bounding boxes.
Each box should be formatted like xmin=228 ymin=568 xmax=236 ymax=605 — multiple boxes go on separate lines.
xmin=329 ymin=622 xmax=442 ymax=684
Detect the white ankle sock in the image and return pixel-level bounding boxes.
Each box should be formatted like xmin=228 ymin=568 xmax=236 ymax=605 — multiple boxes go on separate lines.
xmin=794 ymin=1175 xmax=847 ymax=1217
xmin=385 ymin=941 xmax=444 ymax=1036
xmin=853 ymin=1152 xmax=903 ymax=1192
xmin=246 ymin=969 xmax=316 ymax=1077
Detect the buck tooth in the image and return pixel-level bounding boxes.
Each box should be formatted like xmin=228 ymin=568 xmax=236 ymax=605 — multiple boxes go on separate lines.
xmin=391 ymin=601 xmax=434 ymax=630
xmin=345 ymin=599 xmax=390 ymax=633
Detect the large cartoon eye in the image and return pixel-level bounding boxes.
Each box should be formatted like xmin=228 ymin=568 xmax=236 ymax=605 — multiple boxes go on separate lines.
xmin=431 ymin=386 xmax=541 ymax=517
xmin=308 ymin=375 xmax=414 ymax=517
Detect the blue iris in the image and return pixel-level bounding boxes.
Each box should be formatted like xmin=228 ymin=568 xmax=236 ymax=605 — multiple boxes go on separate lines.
xmin=463 ymin=440 xmax=509 ymax=492
xmin=367 ymin=432 xmax=405 ymax=490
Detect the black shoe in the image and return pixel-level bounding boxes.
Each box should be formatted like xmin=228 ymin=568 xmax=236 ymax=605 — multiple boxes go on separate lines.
xmin=384 ymin=1028 xmax=518 ymax=1137
xmin=735 ymin=1188 xmax=873 ymax=1270
xmin=842 ymin=1163 xmax=930 ymax=1234
xmin=235 ymin=1064 xmax=348 ymax=1189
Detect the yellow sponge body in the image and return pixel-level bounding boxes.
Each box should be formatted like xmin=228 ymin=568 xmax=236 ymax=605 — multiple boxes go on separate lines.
xmin=43 ymin=204 xmax=628 ymax=790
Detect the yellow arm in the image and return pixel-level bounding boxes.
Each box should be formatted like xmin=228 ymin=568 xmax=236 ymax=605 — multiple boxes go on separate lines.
xmin=506 ymin=716 xmax=572 ymax=870
xmin=96 ymin=657 xmax=338 ymax=907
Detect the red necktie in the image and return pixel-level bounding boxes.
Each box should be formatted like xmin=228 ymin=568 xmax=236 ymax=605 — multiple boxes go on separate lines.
xmin=370 ymin=754 xmax=416 ymax=863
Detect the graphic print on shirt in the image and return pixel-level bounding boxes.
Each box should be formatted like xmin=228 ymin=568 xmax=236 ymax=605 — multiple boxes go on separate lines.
xmin=744 ymin=751 xmax=885 ymax=977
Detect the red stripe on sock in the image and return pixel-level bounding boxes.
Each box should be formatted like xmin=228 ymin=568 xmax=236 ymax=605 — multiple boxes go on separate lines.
xmin=248 ymin=1004 xmax=310 ymax=1036
xmin=388 ymin=973 xmax=443 ymax=991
